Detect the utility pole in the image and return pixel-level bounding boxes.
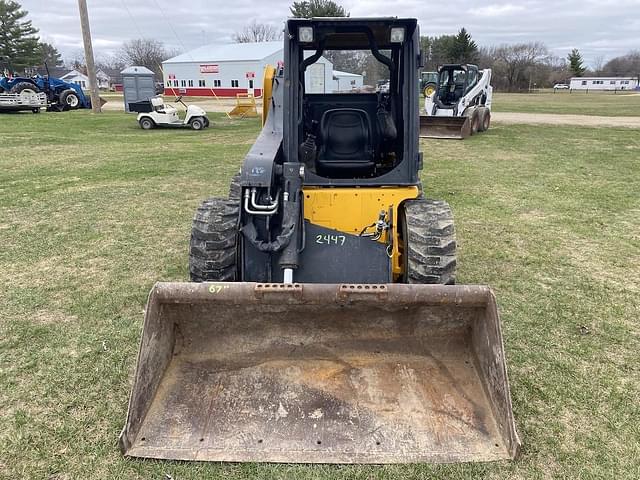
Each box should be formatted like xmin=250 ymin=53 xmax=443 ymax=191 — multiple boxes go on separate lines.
xmin=78 ymin=0 xmax=101 ymax=113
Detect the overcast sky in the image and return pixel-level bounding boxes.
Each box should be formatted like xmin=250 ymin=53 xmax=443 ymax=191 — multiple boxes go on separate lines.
xmin=18 ymin=0 xmax=640 ymax=66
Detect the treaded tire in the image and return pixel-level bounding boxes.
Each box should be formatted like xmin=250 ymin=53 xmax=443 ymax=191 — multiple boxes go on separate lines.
xmin=402 ymin=198 xmax=456 ymax=285
xmin=139 ymin=117 xmax=154 ymax=130
xmin=189 ymin=197 xmax=239 ymax=282
xmin=10 ymin=81 xmax=39 ymax=94
xmin=190 ymin=117 xmax=205 ymax=130
xmin=423 ymin=83 xmax=436 ymax=97
xmin=477 ymin=108 xmax=488 ymax=132
xmin=481 ymin=109 xmax=491 ymax=132
xmin=228 ymin=171 xmax=242 ymax=201
xmin=59 ymin=89 xmax=80 ymax=109
xmin=470 ymin=110 xmax=480 ymax=135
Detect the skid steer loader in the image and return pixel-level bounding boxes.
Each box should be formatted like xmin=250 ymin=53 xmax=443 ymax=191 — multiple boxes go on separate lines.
xmin=120 ymin=17 xmax=520 ymax=464
xmin=420 ymin=64 xmax=493 ymax=139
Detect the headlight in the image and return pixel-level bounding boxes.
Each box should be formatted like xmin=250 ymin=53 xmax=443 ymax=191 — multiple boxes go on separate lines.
xmin=390 ymin=27 xmax=405 ymax=43
xmin=298 ymin=26 xmax=314 ymax=43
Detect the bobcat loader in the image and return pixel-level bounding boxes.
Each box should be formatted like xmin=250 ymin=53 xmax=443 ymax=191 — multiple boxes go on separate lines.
xmin=420 ymin=64 xmax=493 ymax=139
xmin=119 ymin=17 xmax=520 ymax=464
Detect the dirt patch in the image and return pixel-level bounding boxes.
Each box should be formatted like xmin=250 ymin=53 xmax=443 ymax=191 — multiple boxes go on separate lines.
xmin=493 ymin=112 xmax=640 ymax=128
xmin=30 ymin=309 xmax=77 ymax=325
xmin=519 ymin=209 xmax=551 ymax=222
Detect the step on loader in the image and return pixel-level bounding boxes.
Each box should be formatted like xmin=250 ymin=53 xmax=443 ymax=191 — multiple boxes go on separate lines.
xmin=120 ymin=17 xmax=520 ymax=464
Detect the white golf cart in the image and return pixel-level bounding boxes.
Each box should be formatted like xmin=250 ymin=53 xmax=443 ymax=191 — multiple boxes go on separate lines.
xmin=136 ymin=96 xmax=209 ymax=130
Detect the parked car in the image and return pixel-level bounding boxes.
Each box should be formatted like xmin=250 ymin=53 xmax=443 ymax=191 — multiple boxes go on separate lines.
xmin=553 ymin=83 xmax=570 ymax=90
xmin=376 ymin=79 xmax=390 ymax=93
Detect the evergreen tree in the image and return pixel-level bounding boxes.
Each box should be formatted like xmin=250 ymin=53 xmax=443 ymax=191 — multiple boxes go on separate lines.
xmin=448 ymin=28 xmax=478 ymax=64
xmin=0 ymin=0 xmax=40 ymax=72
xmin=421 ymin=35 xmax=456 ymax=70
xmin=568 ymin=48 xmax=586 ymax=76
xmin=290 ymin=0 xmax=349 ymax=18
xmin=39 ymin=42 xmax=63 ymax=67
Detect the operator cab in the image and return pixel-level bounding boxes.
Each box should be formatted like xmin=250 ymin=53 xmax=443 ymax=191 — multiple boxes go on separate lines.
xmin=435 ymin=64 xmax=480 ymax=106
xmin=286 ymin=18 xmax=420 ymax=183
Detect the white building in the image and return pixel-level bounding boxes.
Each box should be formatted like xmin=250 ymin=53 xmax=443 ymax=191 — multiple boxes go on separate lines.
xmin=332 ymin=70 xmax=364 ymax=92
xmin=569 ymin=76 xmax=638 ymax=91
xmin=162 ymin=41 xmax=336 ymax=97
xmin=60 ymin=69 xmax=111 ymax=90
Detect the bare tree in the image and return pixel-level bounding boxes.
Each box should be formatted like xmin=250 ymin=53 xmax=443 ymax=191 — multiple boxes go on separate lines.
xmin=94 ymin=52 xmax=125 ymax=71
xmin=601 ymin=50 xmax=640 ymax=76
xmin=233 ymin=21 xmax=282 ymax=43
xmin=490 ymin=42 xmax=549 ymax=91
xmin=117 ymin=38 xmax=174 ymax=77
xmin=65 ymin=48 xmax=85 ymax=70
xmin=592 ymin=55 xmax=605 ymax=74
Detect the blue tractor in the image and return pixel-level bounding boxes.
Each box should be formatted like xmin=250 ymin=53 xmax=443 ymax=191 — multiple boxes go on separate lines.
xmin=0 ymin=73 xmax=91 ymax=110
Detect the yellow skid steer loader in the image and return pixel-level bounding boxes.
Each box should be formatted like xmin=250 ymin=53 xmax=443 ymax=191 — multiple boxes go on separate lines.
xmin=119 ymin=17 xmax=520 ymax=464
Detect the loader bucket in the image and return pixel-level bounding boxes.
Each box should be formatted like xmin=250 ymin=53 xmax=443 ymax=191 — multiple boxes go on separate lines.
xmin=120 ymin=282 xmax=520 ymax=464
xmin=420 ymin=115 xmax=471 ymax=140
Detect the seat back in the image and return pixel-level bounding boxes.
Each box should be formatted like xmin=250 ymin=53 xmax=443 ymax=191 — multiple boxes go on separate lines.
xmin=317 ymin=108 xmax=374 ymax=177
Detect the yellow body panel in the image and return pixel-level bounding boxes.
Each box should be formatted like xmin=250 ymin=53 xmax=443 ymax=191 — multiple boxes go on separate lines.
xmin=261 ymin=65 xmax=276 ymax=126
xmin=302 ymin=186 xmax=420 ymax=277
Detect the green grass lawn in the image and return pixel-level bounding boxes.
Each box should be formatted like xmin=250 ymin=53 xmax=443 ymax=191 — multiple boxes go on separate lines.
xmin=492 ymin=90 xmax=640 ymax=116
xmin=1 ymin=111 xmax=639 ymax=479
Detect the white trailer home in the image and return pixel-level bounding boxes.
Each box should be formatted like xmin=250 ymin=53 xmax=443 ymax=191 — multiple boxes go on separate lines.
xmin=569 ymin=76 xmax=638 ymax=91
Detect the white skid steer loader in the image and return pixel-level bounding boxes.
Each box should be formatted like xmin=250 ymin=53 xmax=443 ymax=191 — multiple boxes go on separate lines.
xmin=420 ymin=64 xmax=493 ymax=139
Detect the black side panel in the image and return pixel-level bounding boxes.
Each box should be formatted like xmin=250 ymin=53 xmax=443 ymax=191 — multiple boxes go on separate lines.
xmin=294 ymin=223 xmax=391 ymax=283
xmin=242 ymin=222 xmax=391 ymax=283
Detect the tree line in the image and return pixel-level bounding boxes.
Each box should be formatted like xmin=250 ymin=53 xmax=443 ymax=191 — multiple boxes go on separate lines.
xmin=1 ymin=0 xmax=638 ymax=91
xmin=233 ymin=0 xmax=640 ymax=91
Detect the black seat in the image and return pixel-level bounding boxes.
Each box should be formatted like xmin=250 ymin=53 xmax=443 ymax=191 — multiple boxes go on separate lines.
xmin=317 ymin=108 xmax=375 ymax=177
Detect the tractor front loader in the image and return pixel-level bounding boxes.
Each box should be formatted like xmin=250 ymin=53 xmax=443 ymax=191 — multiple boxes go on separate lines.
xmin=120 ymin=18 xmax=520 ymax=464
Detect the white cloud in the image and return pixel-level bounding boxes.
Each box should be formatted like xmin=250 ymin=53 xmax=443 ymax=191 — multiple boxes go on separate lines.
xmin=469 ymin=3 xmax=526 ymax=16
xmin=15 ymin=0 xmax=640 ymax=68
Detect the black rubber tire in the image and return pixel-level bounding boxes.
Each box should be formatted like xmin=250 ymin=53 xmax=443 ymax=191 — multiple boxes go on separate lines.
xmin=59 ymin=89 xmax=80 ymax=109
xmin=469 ymin=110 xmax=480 ymax=135
xmin=402 ymin=198 xmax=456 ymax=285
xmin=189 ymin=197 xmax=239 ymax=282
xmin=228 ymin=171 xmax=242 ymax=201
xmin=10 ymin=81 xmax=40 ymax=94
xmin=203 ymin=117 xmax=210 ymax=128
xmin=139 ymin=117 xmax=154 ymax=130
xmin=423 ymin=83 xmax=436 ymax=97
xmin=190 ymin=117 xmax=205 ymax=130
xmin=482 ymin=110 xmax=491 ymax=132
xmin=477 ymin=108 xmax=487 ymax=132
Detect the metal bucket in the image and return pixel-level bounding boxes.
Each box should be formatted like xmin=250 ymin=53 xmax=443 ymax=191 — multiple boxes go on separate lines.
xmin=119 ymin=282 xmax=520 ymax=463
xmin=419 ymin=115 xmax=471 ymax=140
